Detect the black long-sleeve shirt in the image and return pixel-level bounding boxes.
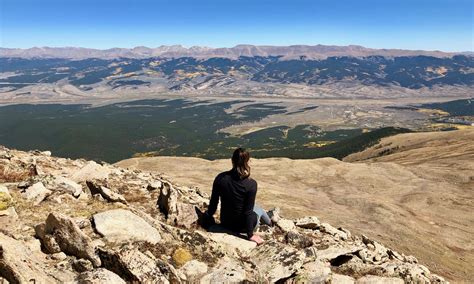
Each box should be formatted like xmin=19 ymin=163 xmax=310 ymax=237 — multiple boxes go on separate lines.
xmin=207 ymin=169 xmax=258 ymax=238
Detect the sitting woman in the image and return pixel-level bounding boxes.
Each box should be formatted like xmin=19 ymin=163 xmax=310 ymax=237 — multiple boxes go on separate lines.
xmin=205 ymin=148 xmax=271 ymax=245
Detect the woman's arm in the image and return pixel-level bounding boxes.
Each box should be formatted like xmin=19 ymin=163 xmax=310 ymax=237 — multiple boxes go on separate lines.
xmin=207 ymin=175 xmax=220 ymax=216
xmin=243 ymin=182 xmax=258 ymax=239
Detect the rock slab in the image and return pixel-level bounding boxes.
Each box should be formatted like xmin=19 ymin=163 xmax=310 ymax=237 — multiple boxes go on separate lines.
xmin=93 ymin=209 xmax=161 ymax=244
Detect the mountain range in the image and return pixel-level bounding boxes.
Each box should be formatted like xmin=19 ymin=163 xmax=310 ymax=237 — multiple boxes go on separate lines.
xmin=1 ymin=44 xmax=470 ymax=60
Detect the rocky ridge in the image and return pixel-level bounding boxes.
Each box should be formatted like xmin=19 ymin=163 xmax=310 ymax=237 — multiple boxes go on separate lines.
xmin=0 ymin=45 xmax=464 ymax=60
xmin=0 ymin=145 xmax=446 ymax=283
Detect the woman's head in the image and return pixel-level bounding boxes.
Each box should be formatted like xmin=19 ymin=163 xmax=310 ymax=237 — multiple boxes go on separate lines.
xmin=232 ymin=147 xmax=250 ymax=179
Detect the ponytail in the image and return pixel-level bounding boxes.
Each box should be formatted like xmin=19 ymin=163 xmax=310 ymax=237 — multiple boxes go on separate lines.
xmin=232 ymin=148 xmax=251 ymax=179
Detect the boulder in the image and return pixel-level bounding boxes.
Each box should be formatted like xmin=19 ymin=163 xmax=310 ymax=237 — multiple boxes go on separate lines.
xmin=157 ymin=181 xmax=178 ymax=218
xmin=147 ymin=180 xmax=163 ymax=191
xmin=92 ymin=209 xmax=161 ymax=244
xmin=0 ymin=233 xmax=56 ymax=283
xmin=206 ymin=225 xmax=257 ymax=254
xmin=53 ymin=176 xmax=83 ymax=197
xmin=70 ymin=161 xmax=111 ymax=182
xmin=276 ymin=218 xmax=296 ymax=233
xmin=332 ymin=274 xmax=356 ymax=283
xmin=86 ymin=181 xmax=126 ymax=204
xmin=316 ymin=244 xmax=363 ymax=262
xmin=267 ymin=207 xmax=281 ymax=223
xmin=22 ymin=182 xmax=51 ymax=205
xmin=157 ymin=182 xmax=198 ymax=227
xmin=50 ymin=252 xmax=68 ymax=261
xmin=35 ymin=223 xmax=62 ymax=253
xmin=44 ymin=212 xmax=101 ymax=267
xmin=356 ymin=275 xmax=404 ymax=284
xmin=294 ymin=261 xmax=332 ymax=283
xmin=295 ymin=216 xmax=321 ymax=229
xmin=247 ymin=240 xmax=306 ymax=282
xmin=0 ymin=186 xmax=16 ymax=218
xmin=320 ymin=222 xmax=349 ymax=240
xmin=174 ymin=202 xmax=198 ymax=228
xmin=76 ymin=268 xmax=126 ymax=284
xmin=200 ymin=257 xmax=247 ymax=283
xmin=0 ymin=185 xmax=11 ymax=210
xmin=98 ymin=247 xmax=167 ymax=283
xmin=72 ymin=259 xmax=94 ymax=273
xmin=0 ymin=207 xmax=17 ymax=218
xmin=180 ymin=260 xmax=208 ymax=279
xmin=286 ymin=231 xmax=314 ymax=248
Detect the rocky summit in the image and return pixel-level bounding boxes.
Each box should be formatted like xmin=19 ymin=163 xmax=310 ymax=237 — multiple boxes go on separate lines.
xmin=0 ymin=145 xmax=447 ymax=283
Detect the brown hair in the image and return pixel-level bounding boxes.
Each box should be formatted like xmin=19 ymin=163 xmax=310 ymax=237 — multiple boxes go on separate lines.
xmin=232 ymin=148 xmax=250 ymax=179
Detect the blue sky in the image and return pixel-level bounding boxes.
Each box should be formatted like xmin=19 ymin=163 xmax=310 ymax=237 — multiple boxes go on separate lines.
xmin=1 ymin=0 xmax=472 ymax=51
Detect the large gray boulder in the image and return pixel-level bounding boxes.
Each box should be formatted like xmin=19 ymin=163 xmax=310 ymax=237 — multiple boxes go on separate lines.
xmin=76 ymin=268 xmax=126 ymax=284
xmin=92 ymin=209 xmax=161 ymax=244
xmin=44 ymin=212 xmax=101 ymax=267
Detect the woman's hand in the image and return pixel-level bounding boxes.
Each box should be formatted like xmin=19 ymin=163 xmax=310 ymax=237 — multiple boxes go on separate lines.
xmin=249 ymin=234 xmax=264 ymax=245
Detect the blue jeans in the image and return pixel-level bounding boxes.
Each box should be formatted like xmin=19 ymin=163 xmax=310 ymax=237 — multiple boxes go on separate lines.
xmin=253 ymin=204 xmax=272 ymax=226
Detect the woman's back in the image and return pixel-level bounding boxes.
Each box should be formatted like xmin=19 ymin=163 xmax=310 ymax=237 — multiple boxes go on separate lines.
xmin=206 ymin=148 xmax=258 ymax=238
xmin=214 ymin=170 xmax=257 ymax=230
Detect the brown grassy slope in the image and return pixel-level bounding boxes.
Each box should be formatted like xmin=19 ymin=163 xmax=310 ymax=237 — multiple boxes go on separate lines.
xmin=116 ymin=129 xmax=474 ymax=281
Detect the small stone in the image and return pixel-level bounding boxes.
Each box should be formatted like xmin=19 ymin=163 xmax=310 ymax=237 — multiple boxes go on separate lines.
xmin=295 ymin=216 xmax=321 ymax=229
xmin=286 ymin=231 xmax=314 ymax=248
xmin=267 ymin=207 xmax=281 ymax=223
xmin=72 ymin=259 xmax=94 ymax=273
xmin=70 ymin=161 xmax=112 ymax=182
xmin=25 ymin=238 xmax=42 ymax=252
xmin=75 ymin=218 xmax=91 ymax=229
xmin=320 ymin=223 xmax=348 ymax=240
xmin=86 ymin=181 xmax=127 ymax=204
xmin=181 ymin=260 xmax=208 ymax=278
xmin=332 ymin=273 xmax=355 ymax=283
xmin=276 ymin=218 xmax=296 ymax=232
xmin=147 ymin=181 xmax=162 ymax=191
xmin=76 ymin=268 xmax=126 ymax=284
xmin=51 ymin=252 xmax=68 ymax=261
xmin=172 ymin=248 xmax=193 ymax=267
xmin=356 ymin=275 xmax=404 ymax=284
xmin=54 ymin=176 xmax=83 ymax=197
xmin=200 ymin=257 xmax=247 ymax=283
xmin=0 ymin=207 xmax=17 ymax=218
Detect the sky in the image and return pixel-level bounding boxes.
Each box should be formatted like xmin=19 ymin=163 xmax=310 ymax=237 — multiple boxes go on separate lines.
xmin=0 ymin=0 xmax=472 ymax=51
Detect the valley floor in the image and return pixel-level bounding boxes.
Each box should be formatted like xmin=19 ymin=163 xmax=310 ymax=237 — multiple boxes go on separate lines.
xmin=116 ymin=129 xmax=474 ymax=281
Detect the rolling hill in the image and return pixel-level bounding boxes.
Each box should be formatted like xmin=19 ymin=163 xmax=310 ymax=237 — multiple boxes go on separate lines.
xmin=116 ymin=129 xmax=474 ymax=281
